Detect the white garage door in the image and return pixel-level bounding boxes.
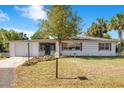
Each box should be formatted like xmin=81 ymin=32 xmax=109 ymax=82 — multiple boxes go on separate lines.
xmin=15 ymin=42 xmax=28 ymax=57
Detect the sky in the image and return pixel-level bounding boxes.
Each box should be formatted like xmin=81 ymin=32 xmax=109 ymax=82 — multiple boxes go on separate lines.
xmin=0 ymin=5 xmax=124 ymax=38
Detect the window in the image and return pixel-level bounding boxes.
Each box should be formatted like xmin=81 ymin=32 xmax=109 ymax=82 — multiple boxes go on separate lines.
xmin=39 ymin=43 xmax=55 ymax=51
xmin=39 ymin=43 xmax=45 ymax=51
xmin=62 ymin=42 xmax=82 ymax=51
xmin=50 ymin=44 xmax=55 ymax=50
xmin=99 ymin=43 xmax=111 ymax=51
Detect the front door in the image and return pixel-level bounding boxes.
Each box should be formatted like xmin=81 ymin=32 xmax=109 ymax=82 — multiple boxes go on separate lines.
xmin=44 ymin=43 xmax=50 ymax=55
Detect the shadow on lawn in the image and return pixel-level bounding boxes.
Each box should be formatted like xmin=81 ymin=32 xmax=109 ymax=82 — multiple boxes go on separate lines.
xmin=57 ymin=76 xmax=88 ymax=80
xmin=58 ymin=77 xmax=77 ymax=79
xmin=78 ymin=76 xmax=88 ymax=80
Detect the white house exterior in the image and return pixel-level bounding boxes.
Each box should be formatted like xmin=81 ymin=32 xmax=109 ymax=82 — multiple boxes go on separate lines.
xmin=9 ymin=37 xmax=118 ymax=57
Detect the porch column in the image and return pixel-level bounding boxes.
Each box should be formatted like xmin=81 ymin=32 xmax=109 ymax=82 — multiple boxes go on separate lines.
xmin=55 ymin=41 xmax=60 ymax=57
xmin=82 ymin=41 xmax=83 ymax=51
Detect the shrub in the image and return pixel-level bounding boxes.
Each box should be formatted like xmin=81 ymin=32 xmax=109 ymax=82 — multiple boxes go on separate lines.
xmin=120 ymin=41 xmax=124 ymax=56
xmin=120 ymin=48 xmax=124 ymax=56
xmin=36 ymin=55 xmax=55 ymax=62
xmin=0 ymin=53 xmax=4 ymax=58
xmin=22 ymin=55 xmax=55 ymax=66
xmin=22 ymin=59 xmax=38 ymax=66
xmin=121 ymin=40 xmax=124 ymax=47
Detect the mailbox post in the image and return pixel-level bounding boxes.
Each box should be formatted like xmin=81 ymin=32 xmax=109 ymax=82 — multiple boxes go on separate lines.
xmin=55 ymin=52 xmax=59 ymax=79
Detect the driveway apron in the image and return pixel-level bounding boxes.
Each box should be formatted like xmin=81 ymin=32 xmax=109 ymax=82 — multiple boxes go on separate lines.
xmin=0 ymin=57 xmax=28 ymax=88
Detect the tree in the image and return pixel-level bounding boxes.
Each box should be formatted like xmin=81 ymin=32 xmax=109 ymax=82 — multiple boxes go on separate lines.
xmin=38 ymin=5 xmax=82 ymax=56
xmin=6 ymin=30 xmax=28 ymax=40
xmin=109 ymin=13 xmax=124 ymax=48
xmin=0 ymin=28 xmax=28 ymax=52
xmin=31 ymin=20 xmax=51 ymax=39
xmin=85 ymin=22 xmax=99 ymax=37
xmin=31 ymin=30 xmax=49 ymax=39
xmin=86 ymin=18 xmax=108 ymax=38
xmin=103 ymin=33 xmax=112 ymax=39
xmin=7 ymin=30 xmax=20 ymax=40
xmin=18 ymin=32 xmax=28 ymax=40
xmin=0 ymin=29 xmax=8 ymax=51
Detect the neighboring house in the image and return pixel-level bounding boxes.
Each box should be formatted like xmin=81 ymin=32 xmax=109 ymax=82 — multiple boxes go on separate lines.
xmin=9 ymin=36 xmax=118 ymax=57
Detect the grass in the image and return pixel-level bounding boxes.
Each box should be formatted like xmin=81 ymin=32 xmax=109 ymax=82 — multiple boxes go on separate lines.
xmin=13 ymin=57 xmax=124 ymax=88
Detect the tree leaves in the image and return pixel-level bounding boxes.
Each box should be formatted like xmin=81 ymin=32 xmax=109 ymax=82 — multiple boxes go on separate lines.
xmin=85 ymin=18 xmax=108 ymax=38
xmin=110 ymin=13 xmax=124 ymax=44
xmin=33 ymin=5 xmax=83 ymax=40
xmin=0 ymin=28 xmax=28 ymax=52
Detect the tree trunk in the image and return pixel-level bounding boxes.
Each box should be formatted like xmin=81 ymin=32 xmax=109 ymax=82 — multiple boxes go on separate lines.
xmin=118 ymin=30 xmax=122 ymax=44
xmin=58 ymin=39 xmax=62 ymax=57
xmin=118 ymin=30 xmax=122 ymax=51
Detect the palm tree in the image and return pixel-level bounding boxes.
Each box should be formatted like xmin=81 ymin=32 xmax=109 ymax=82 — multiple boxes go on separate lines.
xmin=96 ymin=18 xmax=108 ymax=38
xmin=86 ymin=18 xmax=108 ymax=38
xmin=110 ymin=13 xmax=124 ymax=47
xmin=86 ymin=22 xmax=98 ymax=37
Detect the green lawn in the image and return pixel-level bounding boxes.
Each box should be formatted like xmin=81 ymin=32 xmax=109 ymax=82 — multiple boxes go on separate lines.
xmin=13 ymin=57 xmax=124 ymax=88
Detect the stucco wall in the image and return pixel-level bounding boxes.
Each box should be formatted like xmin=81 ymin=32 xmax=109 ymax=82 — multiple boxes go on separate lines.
xmin=61 ymin=40 xmax=117 ymax=56
xmin=9 ymin=42 xmax=39 ymax=57
xmin=30 ymin=42 xmax=39 ymax=57
xmin=9 ymin=42 xmax=15 ymax=57
xmin=9 ymin=40 xmax=117 ymax=57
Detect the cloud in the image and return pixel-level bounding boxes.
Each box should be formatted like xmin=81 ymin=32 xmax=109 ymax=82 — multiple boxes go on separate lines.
xmin=0 ymin=9 xmax=9 ymax=21
xmin=14 ymin=5 xmax=47 ymax=21
xmin=5 ymin=27 xmax=34 ymax=38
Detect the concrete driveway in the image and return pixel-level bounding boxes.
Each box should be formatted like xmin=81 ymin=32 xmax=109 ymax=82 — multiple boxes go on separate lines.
xmin=0 ymin=57 xmax=29 ymax=88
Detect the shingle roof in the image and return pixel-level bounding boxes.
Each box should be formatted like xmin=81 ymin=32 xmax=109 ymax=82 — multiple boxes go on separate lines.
xmin=9 ymin=36 xmax=118 ymax=42
xmin=10 ymin=37 xmax=118 ymax=42
xmin=69 ymin=36 xmax=117 ymax=42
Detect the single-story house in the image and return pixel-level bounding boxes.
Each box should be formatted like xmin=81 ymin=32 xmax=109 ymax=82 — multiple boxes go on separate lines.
xmin=9 ymin=36 xmax=118 ymax=57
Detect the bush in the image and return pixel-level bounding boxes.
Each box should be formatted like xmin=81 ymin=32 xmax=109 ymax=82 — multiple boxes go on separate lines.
xmin=120 ymin=40 xmax=124 ymax=56
xmin=22 ymin=55 xmax=55 ymax=66
xmin=0 ymin=53 xmax=4 ymax=58
xmin=22 ymin=59 xmax=38 ymax=66
xmin=36 ymin=55 xmax=55 ymax=62
xmin=122 ymin=40 xmax=124 ymax=47
xmin=120 ymin=48 xmax=124 ymax=56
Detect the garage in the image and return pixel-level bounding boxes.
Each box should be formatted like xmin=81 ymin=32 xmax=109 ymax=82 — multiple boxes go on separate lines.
xmin=9 ymin=41 xmax=39 ymax=57
xmin=15 ymin=42 xmax=28 ymax=57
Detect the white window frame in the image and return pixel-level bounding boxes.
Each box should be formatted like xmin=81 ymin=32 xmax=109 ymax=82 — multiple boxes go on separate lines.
xmin=99 ymin=43 xmax=111 ymax=51
xmin=62 ymin=42 xmax=82 ymax=51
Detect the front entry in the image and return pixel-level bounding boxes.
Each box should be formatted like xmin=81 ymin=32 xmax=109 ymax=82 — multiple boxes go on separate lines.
xmin=44 ymin=43 xmax=50 ymax=55
xmin=39 ymin=43 xmax=55 ymax=56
